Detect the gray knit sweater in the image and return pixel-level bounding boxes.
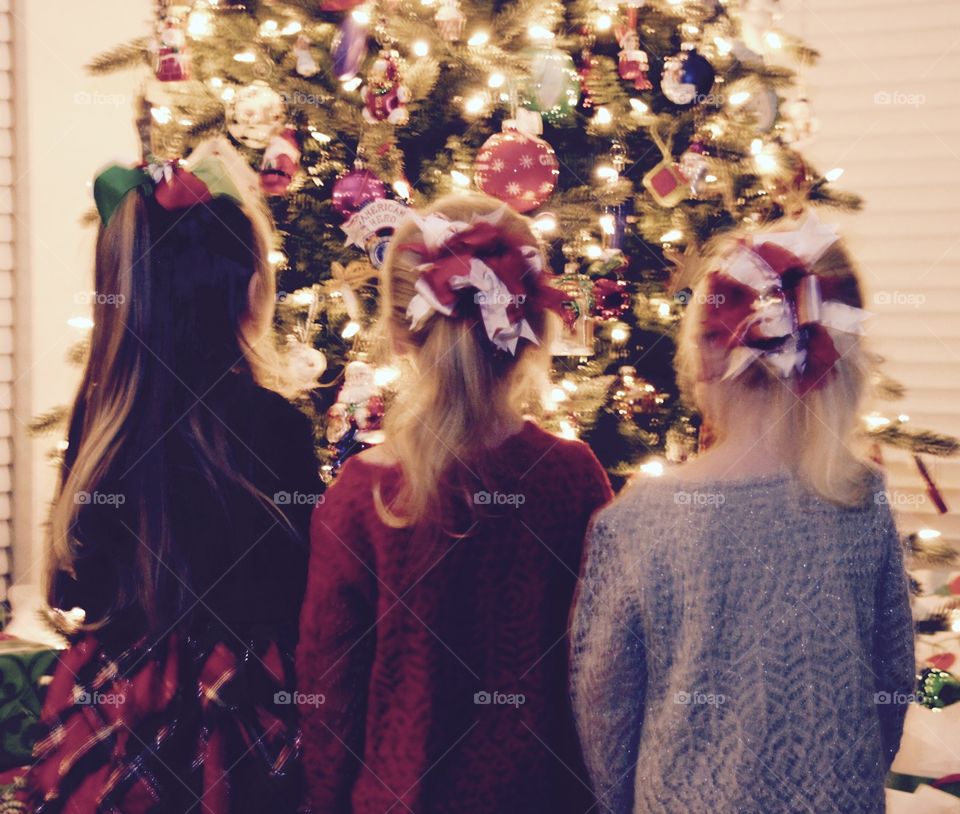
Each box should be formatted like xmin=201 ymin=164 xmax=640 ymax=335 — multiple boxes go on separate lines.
xmin=570 ymin=471 xmax=915 ymax=814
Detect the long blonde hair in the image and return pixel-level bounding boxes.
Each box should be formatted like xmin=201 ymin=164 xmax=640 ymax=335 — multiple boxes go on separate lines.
xmin=676 ymin=232 xmax=875 ymax=507
xmin=375 ymin=193 xmax=553 ymax=528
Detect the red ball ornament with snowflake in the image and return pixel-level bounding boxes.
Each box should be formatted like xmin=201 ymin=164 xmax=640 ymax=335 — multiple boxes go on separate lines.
xmin=474 ymin=125 xmax=559 ymax=213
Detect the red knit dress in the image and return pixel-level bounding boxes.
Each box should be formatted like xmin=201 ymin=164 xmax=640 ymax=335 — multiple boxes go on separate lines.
xmin=297 ymin=421 xmax=613 ymax=814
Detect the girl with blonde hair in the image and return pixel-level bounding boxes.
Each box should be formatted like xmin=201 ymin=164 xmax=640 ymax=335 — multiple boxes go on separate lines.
xmin=30 ymin=149 xmax=320 ymax=813
xmin=570 ymin=214 xmax=915 ymax=813
xmin=297 ymin=193 xmax=612 ymax=814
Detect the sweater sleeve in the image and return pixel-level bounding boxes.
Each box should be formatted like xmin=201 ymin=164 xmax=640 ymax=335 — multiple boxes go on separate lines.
xmin=569 ymin=511 xmax=645 ymax=813
xmin=296 ymin=463 xmax=378 ymax=813
xmin=872 ymin=500 xmax=915 ymax=768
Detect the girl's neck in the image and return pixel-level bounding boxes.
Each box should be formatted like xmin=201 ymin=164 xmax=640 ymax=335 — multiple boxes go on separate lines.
xmin=679 ymin=410 xmax=791 ymax=482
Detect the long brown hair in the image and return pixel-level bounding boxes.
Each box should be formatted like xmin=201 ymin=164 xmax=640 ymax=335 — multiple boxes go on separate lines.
xmin=46 ymin=190 xmax=285 ymax=631
xmin=375 ymin=193 xmax=553 ymax=528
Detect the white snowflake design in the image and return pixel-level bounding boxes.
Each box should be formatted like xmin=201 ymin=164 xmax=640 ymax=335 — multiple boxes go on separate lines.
xmin=506 ymin=182 xmax=522 ymax=196
xmin=519 ymin=154 xmax=534 ymax=169
xmin=491 ymin=158 xmax=505 ymax=172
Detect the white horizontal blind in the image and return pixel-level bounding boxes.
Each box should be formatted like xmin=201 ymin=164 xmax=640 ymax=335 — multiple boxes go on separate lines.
xmin=789 ymin=0 xmax=960 ymax=550
xmin=0 ymin=0 xmax=13 ymax=598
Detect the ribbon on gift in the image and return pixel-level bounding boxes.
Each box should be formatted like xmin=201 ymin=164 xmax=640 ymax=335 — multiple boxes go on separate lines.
xmin=93 ymin=157 xmax=243 ymax=226
xmin=401 ymin=210 xmax=567 ymax=354
xmin=702 ymin=212 xmax=870 ymax=394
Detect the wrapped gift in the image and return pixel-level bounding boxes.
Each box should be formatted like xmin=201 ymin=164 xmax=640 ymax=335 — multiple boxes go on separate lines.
xmin=0 ymin=637 xmax=59 ymax=772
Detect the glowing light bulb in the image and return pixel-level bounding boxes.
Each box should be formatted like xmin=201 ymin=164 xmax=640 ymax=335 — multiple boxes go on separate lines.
xmin=291 ymin=288 xmax=315 ymax=306
xmin=488 ymin=72 xmax=505 ymax=89
xmin=863 ymin=413 xmax=892 ymax=430
xmin=898 ymin=414 xmax=910 ymax=423
xmin=150 ymin=106 xmax=172 ymax=124
xmin=220 ymin=87 xmax=236 ymax=102
xmin=766 ymin=31 xmax=783 ymax=50
xmin=281 ymin=21 xmax=302 ymax=35
xmin=705 ymin=174 xmax=717 ymax=183
xmin=755 ymin=152 xmax=778 ymax=174
xmin=596 ymin=13 xmax=613 ymax=31
xmin=268 ymin=250 xmax=286 ymax=265
xmin=412 ymin=40 xmax=429 ymax=57
xmin=188 ymin=8 xmax=213 ymax=38
xmin=594 ymin=107 xmax=613 ymax=126
xmin=729 ymin=90 xmax=751 ymax=106
xmin=342 ymin=76 xmax=363 ymax=91
xmin=629 ymin=98 xmax=649 ymax=115
xmin=595 ymin=165 xmax=619 ymax=182
xmin=351 ymin=7 xmax=371 ymax=25
xmin=825 ymin=167 xmax=845 ymax=182
xmin=640 ymin=459 xmax=665 ymax=477
xmin=610 ymin=324 xmax=630 ymax=343
xmin=599 ymin=214 xmax=616 ymax=235
xmin=259 ymin=19 xmax=279 ymax=36
xmin=468 ymin=30 xmax=489 ymax=47
xmin=751 ymin=139 xmax=764 ymax=155
xmin=551 ymin=386 xmax=568 ymax=404
xmin=450 ymin=170 xmax=471 ymax=188
xmin=68 ymin=316 xmax=94 ymax=330
xmin=561 ymin=378 xmax=578 ymax=393
xmin=532 ymin=212 xmax=557 ymax=234
xmin=528 ymin=24 xmax=555 ymax=41
xmin=585 ymin=244 xmax=604 ymax=260
xmin=341 ymin=321 xmax=361 ymax=339
xmin=715 ymin=36 xmax=733 ymax=55
xmin=657 ymin=301 xmax=671 ymax=318
xmin=209 ymin=76 xmax=223 ymax=89
xmin=559 ymin=419 xmax=578 ymax=440
xmin=918 ymin=528 xmax=942 ymax=541
xmin=375 ymin=365 xmax=401 ymax=387
xmin=660 ymin=229 xmax=683 ymax=243
xmin=464 ymin=94 xmax=486 ymax=116
xmin=392 ymin=179 xmax=411 ymax=199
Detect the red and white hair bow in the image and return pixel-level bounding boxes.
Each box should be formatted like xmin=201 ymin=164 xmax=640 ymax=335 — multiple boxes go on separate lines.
xmin=702 ymin=213 xmax=870 ymax=394
xmin=401 ymin=209 xmax=566 ymax=354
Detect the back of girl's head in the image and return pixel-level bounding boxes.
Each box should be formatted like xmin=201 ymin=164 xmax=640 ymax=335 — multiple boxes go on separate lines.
xmin=676 ymin=221 xmax=874 ymax=507
xmin=48 ymin=185 xmax=279 ymax=630
xmin=377 ymin=192 xmax=554 ymax=527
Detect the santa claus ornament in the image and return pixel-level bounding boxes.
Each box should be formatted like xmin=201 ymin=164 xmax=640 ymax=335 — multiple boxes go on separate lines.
xmin=474 ymin=122 xmax=559 ymax=214
xmin=155 ymin=7 xmax=190 ymax=82
xmin=260 ymin=128 xmax=301 ymax=196
xmin=660 ymin=49 xmax=715 ymax=108
xmin=226 ymin=81 xmax=285 ymax=150
xmin=326 ymin=360 xmax=386 ymax=446
xmin=362 ymin=50 xmax=410 ymax=125
xmin=435 ymin=0 xmax=466 ymax=42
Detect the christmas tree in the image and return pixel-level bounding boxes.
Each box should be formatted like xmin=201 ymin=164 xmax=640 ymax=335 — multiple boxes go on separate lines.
xmin=64 ymin=0 xmax=955 ymax=491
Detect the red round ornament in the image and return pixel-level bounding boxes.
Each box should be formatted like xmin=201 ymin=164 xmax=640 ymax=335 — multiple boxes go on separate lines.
xmin=331 ymin=168 xmax=387 ymax=219
xmin=474 ymin=127 xmax=559 ymax=214
xmin=592 ymin=277 xmax=631 ymax=321
xmin=320 ymin=0 xmax=366 ymax=11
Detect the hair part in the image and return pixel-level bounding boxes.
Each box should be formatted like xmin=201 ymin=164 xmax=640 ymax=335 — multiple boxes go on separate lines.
xmin=676 ymin=235 xmax=876 ymax=507
xmin=374 ymin=193 xmax=553 ymax=528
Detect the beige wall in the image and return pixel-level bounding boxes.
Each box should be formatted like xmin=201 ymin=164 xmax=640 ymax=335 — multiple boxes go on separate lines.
xmin=785 ymin=0 xmax=960 ymax=548
xmin=13 ymin=0 xmax=151 ymax=586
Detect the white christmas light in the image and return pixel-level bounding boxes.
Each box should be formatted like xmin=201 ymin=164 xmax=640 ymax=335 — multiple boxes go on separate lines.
xmin=528 ymin=24 xmax=555 ymax=41
xmin=585 ymin=244 xmax=604 ymax=260
xmin=729 ymin=90 xmax=751 ymax=106
xmin=341 ymin=321 xmax=361 ymax=339
xmin=660 ymin=229 xmax=683 ymax=243
xmin=766 ymin=32 xmax=783 ymax=50
xmin=187 ymin=8 xmax=213 ymax=38
xmin=220 ymin=87 xmax=236 ymax=102
xmin=281 ymin=21 xmax=302 ymax=36
xmin=594 ymin=107 xmax=613 ymax=126
xmin=595 ymin=13 xmax=613 ymax=31
xmin=705 ymin=174 xmax=717 ymax=183
xmin=532 ymin=212 xmax=558 ymax=234
xmin=68 ymin=316 xmax=94 ymax=330
xmin=412 ymin=40 xmax=430 ymax=57
xmin=268 ymin=250 xmax=286 ymax=265
xmin=392 ymin=179 xmax=411 ymax=199
xmin=629 ymin=98 xmax=649 ymax=115
xmin=450 ymin=170 xmax=471 ymax=187
xmin=595 ymin=164 xmax=619 ymax=182
xmin=610 ymin=324 xmax=630 ymax=343
xmin=640 ymin=459 xmax=665 ymax=477
xmin=558 ymin=419 xmax=578 ymax=440
xmin=755 ymin=152 xmax=779 ymax=174
xmin=209 ymin=76 xmax=223 ymax=89
xmin=488 ymin=72 xmax=506 ymax=89
xmin=290 ymin=288 xmax=315 ymax=306
xmin=151 ymin=106 xmax=173 ymax=124
xmin=468 ymin=30 xmax=489 ymax=47
xmin=464 ymin=94 xmax=486 ymax=116
xmin=918 ymin=528 xmax=942 ymax=541
xmin=751 ymin=138 xmax=764 ymax=155
xmin=259 ymin=19 xmax=279 ymax=37
xmin=375 ymin=365 xmax=401 ymax=387
xmin=351 ymin=7 xmax=372 ymax=25
xmin=233 ymin=51 xmax=256 ymax=63
xmin=899 ymin=414 xmax=911 ymax=423
xmin=561 ymin=378 xmax=578 ymax=393
xmin=863 ymin=413 xmax=892 ymax=430
xmin=825 ymin=167 xmax=845 ymax=182
xmin=599 ymin=214 xmax=616 ymax=235
xmin=714 ymin=36 xmax=733 ymax=55
xmin=342 ymin=76 xmax=363 ymax=91
xmin=656 ymin=300 xmax=671 ymax=318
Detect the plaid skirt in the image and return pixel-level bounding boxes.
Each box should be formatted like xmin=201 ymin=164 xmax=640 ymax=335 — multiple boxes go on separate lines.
xmin=26 ymin=626 xmax=304 ymax=814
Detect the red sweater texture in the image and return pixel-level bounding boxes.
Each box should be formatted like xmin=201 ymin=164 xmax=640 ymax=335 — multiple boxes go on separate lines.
xmin=297 ymin=421 xmax=613 ymax=814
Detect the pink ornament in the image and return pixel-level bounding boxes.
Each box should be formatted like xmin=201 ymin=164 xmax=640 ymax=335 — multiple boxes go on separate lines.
xmin=320 ymin=0 xmax=365 ymax=10
xmin=331 ymin=168 xmax=387 ymax=219
xmin=474 ymin=128 xmax=559 ymax=214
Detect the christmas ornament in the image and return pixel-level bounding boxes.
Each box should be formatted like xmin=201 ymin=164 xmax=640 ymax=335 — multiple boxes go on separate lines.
xmin=226 ymin=81 xmax=284 ymax=150
xmin=522 ymin=47 xmax=582 ymax=126
xmin=260 ymin=128 xmax=301 ymax=196
xmin=293 ymin=34 xmax=319 ymax=78
xmin=643 ymin=159 xmax=689 ymax=207
xmin=552 ymin=267 xmax=596 ymax=356
xmin=613 ymin=366 xmax=660 ymax=418
xmin=578 ymin=28 xmax=600 ymax=108
xmin=332 ymin=14 xmax=368 ymax=81
xmin=287 ymin=340 xmax=327 ymax=395
xmin=474 ymin=125 xmax=559 ymax=213
xmin=617 ymin=25 xmax=652 ymax=91
xmin=781 ymin=96 xmax=819 ymax=147
xmin=735 ymin=84 xmax=779 ymax=132
xmin=679 ymin=141 xmax=710 ymax=197
xmin=918 ymin=668 xmax=960 ymax=709
xmin=320 ymin=0 xmax=366 ymax=10
xmin=592 ymin=277 xmax=631 ymax=321
xmin=326 ymin=361 xmax=385 ymax=445
xmin=660 ymin=49 xmax=715 ymax=107
xmin=435 ymin=0 xmax=466 ymax=43
xmin=155 ymin=7 xmax=190 ymax=82
xmin=331 ymin=166 xmax=387 ymax=219
xmin=362 ymin=50 xmax=410 ymax=125
xmin=341 ymin=198 xmax=409 ymax=267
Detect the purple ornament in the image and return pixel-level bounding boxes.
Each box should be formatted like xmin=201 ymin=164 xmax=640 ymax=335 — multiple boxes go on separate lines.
xmin=331 ymin=168 xmax=386 ymax=218
xmin=332 ymin=15 xmax=368 ymax=81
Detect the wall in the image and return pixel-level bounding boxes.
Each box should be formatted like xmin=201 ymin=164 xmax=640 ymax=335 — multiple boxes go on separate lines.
xmin=785 ymin=0 xmax=960 ymax=549
xmin=12 ymin=0 xmax=151 ymax=589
